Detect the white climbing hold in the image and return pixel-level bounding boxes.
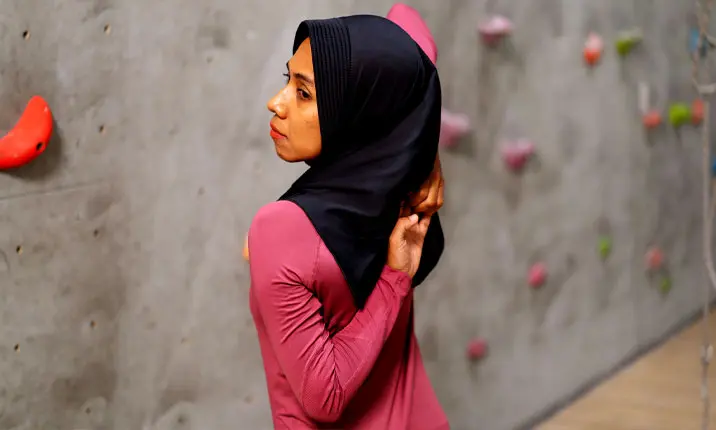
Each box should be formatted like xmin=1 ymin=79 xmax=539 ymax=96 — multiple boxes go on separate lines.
xmin=638 ymin=81 xmax=650 ymax=116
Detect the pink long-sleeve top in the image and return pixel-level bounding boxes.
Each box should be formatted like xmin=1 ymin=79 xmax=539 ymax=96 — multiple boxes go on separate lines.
xmin=248 ymin=201 xmax=449 ymax=429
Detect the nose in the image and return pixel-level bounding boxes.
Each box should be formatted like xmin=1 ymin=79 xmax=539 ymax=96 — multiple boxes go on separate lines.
xmin=267 ymin=88 xmax=288 ymax=119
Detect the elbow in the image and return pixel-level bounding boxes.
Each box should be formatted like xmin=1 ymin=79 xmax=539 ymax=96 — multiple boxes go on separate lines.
xmin=300 ymin=390 xmax=346 ymax=423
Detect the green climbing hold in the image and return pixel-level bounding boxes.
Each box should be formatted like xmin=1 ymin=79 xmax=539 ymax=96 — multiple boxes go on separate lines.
xmin=615 ymin=30 xmax=642 ymax=56
xmin=659 ymin=276 xmax=672 ymax=294
xmin=598 ymin=236 xmax=612 ymax=260
xmin=668 ymin=103 xmax=691 ymax=127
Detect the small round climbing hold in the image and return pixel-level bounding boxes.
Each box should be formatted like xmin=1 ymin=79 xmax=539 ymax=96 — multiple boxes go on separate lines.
xmin=478 ymin=15 xmax=513 ymax=47
xmin=598 ymin=236 xmax=612 ymax=260
xmin=501 ymin=139 xmax=535 ymax=173
xmin=528 ymin=263 xmax=547 ymax=288
xmin=645 ymin=246 xmax=664 ymax=271
xmin=690 ymin=28 xmax=711 ymax=58
xmin=466 ymin=338 xmax=488 ymax=361
xmin=642 ymin=110 xmax=662 ymax=129
xmin=668 ymin=103 xmax=691 ymax=128
xmin=439 ymin=109 xmax=470 ymax=148
xmin=659 ymin=276 xmax=672 ymax=294
xmin=615 ymin=29 xmax=643 ymax=57
xmin=583 ymin=33 xmax=603 ymax=66
xmin=692 ymin=99 xmax=704 ymax=125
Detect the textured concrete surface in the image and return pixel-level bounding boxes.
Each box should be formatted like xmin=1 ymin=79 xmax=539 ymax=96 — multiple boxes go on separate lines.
xmin=0 ymin=0 xmax=712 ymax=429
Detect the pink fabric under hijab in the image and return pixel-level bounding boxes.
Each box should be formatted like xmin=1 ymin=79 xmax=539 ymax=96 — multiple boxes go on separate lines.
xmin=387 ymin=3 xmax=438 ymax=64
xmin=248 ymin=201 xmax=449 ymax=429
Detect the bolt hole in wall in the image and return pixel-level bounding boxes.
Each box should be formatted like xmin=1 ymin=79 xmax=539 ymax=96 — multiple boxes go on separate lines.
xmin=22 ymin=30 xmax=29 ymax=40
xmin=14 ymin=344 xmax=19 ymax=352
xmin=98 ymin=125 xmax=105 ymax=134
xmin=103 ymin=24 xmax=111 ymax=34
xmin=15 ymin=245 xmax=22 ymax=255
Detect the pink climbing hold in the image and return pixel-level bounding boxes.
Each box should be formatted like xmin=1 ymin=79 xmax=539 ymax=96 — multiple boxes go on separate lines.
xmin=478 ymin=15 xmax=513 ymax=47
xmin=645 ymin=246 xmax=664 ymax=270
xmin=501 ymin=139 xmax=535 ymax=172
xmin=466 ymin=338 xmax=488 ymax=360
xmin=528 ymin=263 xmax=547 ymax=288
xmin=584 ymin=32 xmax=604 ymax=66
xmin=439 ymin=109 xmax=470 ymax=148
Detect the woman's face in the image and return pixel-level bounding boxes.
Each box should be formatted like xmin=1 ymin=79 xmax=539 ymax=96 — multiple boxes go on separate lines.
xmin=267 ymin=38 xmax=322 ymax=162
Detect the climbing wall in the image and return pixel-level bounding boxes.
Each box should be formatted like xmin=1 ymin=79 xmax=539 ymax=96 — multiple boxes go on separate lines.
xmin=0 ymin=0 xmax=711 ymax=429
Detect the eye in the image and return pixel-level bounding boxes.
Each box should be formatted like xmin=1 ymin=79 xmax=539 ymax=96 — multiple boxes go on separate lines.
xmin=297 ymin=89 xmax=311 ymax=100
xmin=282 ymin=73 xmax=290 ymax=83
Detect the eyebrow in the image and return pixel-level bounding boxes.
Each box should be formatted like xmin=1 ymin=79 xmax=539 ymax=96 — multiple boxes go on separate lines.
xmin=286 ymin=62 xmax=315 ymax=87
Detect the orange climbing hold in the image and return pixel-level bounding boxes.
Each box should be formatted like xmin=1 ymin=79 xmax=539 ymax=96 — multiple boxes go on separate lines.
xmin=0 ymin=96 xmax=53 ymax=169
xmin=466 ymin=338 xmax=488 ymax=360
xmin=583 ymin=33 xmax=603 ymax=66
xmin=692 ymin=99 xmax=704 ymax=125
xmin=642 ymin=110 xmax=662 ymax=129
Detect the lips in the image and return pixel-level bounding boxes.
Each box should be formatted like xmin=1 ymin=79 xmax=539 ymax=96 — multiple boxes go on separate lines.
xmin=270 ymin=122 xmax=286 ymax=139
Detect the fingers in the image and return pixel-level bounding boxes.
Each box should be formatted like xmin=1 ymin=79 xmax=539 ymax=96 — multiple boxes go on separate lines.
xmin=436 ymin=177 xmax=445 ymax=210
xmin=408 ymin=187 xmax=430 ymax=209
xmin=412 ymin=181 xmax=441 ymax=215
xmin=243 ymin=234 xmax=250 ymax=261
xmin=416 ymin=214 xmax=432 ymax=235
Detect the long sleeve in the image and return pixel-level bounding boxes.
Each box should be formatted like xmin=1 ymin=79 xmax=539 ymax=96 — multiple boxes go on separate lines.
xmin=248 ymin=201 xmax=412 ymax=423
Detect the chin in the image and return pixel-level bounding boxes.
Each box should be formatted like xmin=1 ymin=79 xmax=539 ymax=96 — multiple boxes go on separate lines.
xmin=275 ymin=147 xmax=301 ymax=163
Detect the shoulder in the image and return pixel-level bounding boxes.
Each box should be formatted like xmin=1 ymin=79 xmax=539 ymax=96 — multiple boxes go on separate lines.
xmin=249 ymin=200 xmax=315 ymax=239
xmin=248 ymin=201 xmax=321 ymax=284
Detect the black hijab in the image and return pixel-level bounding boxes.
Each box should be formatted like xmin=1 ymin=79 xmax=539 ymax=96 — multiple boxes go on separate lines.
xmin=279 ymin=14 xmax=444 ymax=309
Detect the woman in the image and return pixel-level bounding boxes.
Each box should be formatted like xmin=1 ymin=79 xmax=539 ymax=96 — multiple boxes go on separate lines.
xmin=248 ymin=14 xmax=449 ymax=430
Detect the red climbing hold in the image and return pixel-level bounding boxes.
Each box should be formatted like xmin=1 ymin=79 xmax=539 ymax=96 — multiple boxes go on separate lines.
xmin=0 ymin=96 xmax=53 ymax=170
xmin=466 ymin=338 xmax=488 ymax=360
xmin=528 ymin=263 xmax=547 ymax=288
xmin=642 ymin=110 xmax=662 ymax=129
xmin=583 ymin=33 xmax=604 ymax=66
xmin=692 ymin=99 xmax=704 ymax=125
xmin=439 ymin=109 xmax=470 ymax=148
xmin=478 ymin=15 xmax=513 ymax=47
xmin=645 ymin=246 xmax=664 ymax=270
xmin=501 ymin=139 xmax=535 ymax=172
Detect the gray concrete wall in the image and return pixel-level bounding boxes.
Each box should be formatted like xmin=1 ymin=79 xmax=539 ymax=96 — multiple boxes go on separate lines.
xmin=0 ymin=0 xmax=711 ymax=429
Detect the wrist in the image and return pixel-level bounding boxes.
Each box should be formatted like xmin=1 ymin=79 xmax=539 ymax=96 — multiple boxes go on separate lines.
xmin=384 ymin=263 xmax=412 ymax=279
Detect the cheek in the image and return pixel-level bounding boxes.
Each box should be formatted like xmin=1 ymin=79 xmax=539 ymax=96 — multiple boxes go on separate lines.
xmin=298 ymin=110 xmax=321 ymax=157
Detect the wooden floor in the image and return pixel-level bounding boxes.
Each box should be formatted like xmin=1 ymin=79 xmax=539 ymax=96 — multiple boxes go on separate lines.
xmin=538 ymin=310 xmax=716 ymax=430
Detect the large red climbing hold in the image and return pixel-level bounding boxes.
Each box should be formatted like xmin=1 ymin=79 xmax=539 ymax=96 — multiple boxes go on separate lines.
xmin=0 ymin=96 xmax=53 ymax=169
xmin=528 ymin=263 xmax=547 ymax=288
xmin=439 ymin=109 xmax=470 ymax=148
xmin=478 ymin=15 xmax=513 ymax=47
xmin=466 ymin=338 xmax=488 ymax=361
